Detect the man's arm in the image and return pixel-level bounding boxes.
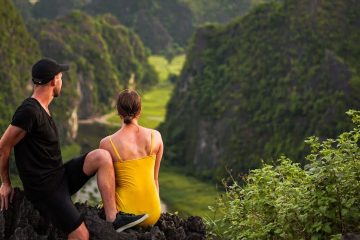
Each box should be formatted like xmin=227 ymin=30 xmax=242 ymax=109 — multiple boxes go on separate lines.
xmin=0 ymin=125 xmax=26 ymax=210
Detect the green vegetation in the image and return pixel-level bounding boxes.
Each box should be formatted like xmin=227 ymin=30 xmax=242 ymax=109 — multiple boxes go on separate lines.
xmin=160 ymin=0 xmax=360 ymax=180
xmin=107 ymin=85 xmax=172 ymax=129
xmin=167 ymin=55 xmax=186 ymax=76
xmin=61 ymin=144 xmax=82 ymax=161
xmin=179 ymin=0 xmax=279 ymax=25
xmin=31 ymin=0 xmax=193 ymax=54
xmin=207 ymin=110 xmax=360 ymax=239
xmin=0 ymin=0 xmax=40 ymax=133
xmin=138 ymin=86 xmax=173 ymax=129
xmin=24 ymin=0 xmax=263 ymax=55
xmin=148 ymin=56 xmax=170 ymax=82
xmin=180 ymin=0 xmax=252 ymax=24
xmin=108 ymin=55 xmax=185 ymax=129
xmin=136 ymin=55 xmax=185 ymax=128
xmin=32 ymin=0 xmax=87 ymax=18
xmin=159 ymin=166 xmax=220 ymax=218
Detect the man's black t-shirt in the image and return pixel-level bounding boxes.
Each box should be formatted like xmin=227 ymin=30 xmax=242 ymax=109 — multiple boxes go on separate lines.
xmin=11 ymin=97 xmax=65 ymax=201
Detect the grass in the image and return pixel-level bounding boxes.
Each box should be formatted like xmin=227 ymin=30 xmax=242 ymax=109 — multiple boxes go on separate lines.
xmin=168 ymin=55 xmax=186 ymax=75
xmin=62 ymin=143 xmax=82 ymax=161
xmin=108 ymin=54 xmax=185 ymax=129
xmin=159 ymin=166 xmax=221 ymax=218
xmin=148 ymin=55 xmax=169 ymax=82
xmin=137 ymin=85 xmax=173 ymax=129
xmin=148 ymin=54 xmax=186 ymax=82
xmin=136 ymin=55 xmax=183 ymax=129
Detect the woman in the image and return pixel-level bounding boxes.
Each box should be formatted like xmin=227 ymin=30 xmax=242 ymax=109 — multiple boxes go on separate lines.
xmin=99 ymin=89 xmax=163 ymax=227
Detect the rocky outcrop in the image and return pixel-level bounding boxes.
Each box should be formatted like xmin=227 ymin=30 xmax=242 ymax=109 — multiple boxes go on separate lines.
xmin=0 ymin=189 xmax=206 ymax=240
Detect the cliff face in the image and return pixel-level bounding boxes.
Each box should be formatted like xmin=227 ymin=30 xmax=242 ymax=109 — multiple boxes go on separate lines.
xmin=160 ymin=0 xmax=360 ymax=179
xmin=0 ymin=189 xmax=206 ymax=240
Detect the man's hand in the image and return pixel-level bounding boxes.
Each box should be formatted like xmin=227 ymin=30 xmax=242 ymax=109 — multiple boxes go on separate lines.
xmin=0 ymin=182 xmax=14 ymax=211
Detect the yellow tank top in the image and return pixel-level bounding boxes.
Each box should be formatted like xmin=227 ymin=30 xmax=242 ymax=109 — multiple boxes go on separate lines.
xmin=109 ymin=131 xmax=161 ymax=226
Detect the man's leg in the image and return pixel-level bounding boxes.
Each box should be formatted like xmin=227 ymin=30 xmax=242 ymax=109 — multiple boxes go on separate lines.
xmin=82 ymin=149 xmax=117 ymax=222
xmin=68 ymin=223 xmax=89 ymax=240
xmin=32 ymin=178 xmax=88 ymax=239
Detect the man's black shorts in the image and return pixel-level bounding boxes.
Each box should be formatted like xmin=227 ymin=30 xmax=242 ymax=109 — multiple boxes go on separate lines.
xmin=31 ymin=153 xmax=95 ymax=234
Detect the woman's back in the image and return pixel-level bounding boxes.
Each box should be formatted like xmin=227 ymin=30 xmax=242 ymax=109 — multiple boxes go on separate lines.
xmin=102 ymin=126 xmax=162 ymax=226
xmin=100 ymin=89 xmax=163 ymax=226
xmin=111 ymin=127 xmax=154 ymax=161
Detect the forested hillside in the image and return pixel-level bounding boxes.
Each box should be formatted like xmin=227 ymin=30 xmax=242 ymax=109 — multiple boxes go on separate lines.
xmin=1 ymin=2 xmax=157 ymax=143
xmin=160 ymin=0 xmax=360 ymax=179
xmin=30 ymin=0 xmax=193 ymax=55
xmin=180 ymin=0 xmax=252 ymax=24
xmin=0 ymin=0 xmax=40 ymax=133
xmin=21 ymin=0 xmax=268 ymax=55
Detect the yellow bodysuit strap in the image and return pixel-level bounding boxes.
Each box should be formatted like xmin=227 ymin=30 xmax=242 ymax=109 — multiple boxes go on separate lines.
xmin=109 ymin=137 xmax=122 ymax=161
xmin=150 ymin=130 xmax=154 ymax=155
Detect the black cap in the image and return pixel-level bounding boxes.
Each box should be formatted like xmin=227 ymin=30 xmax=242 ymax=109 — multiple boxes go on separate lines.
xmin=32 ymin=58 xmax=69 ymax=85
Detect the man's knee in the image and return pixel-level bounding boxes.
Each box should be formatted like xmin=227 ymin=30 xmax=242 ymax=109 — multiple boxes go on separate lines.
xmin=68 ymin=222 xmax=89 ymax=240
xmin=83 ymin=149 xmax=112 ymax=174
xmin=88 ymin=149 xmax=112 ymax=164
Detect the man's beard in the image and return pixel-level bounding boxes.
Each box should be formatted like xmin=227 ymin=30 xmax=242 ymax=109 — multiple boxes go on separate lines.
xmin=53 ymin=89 xmax=61 ymax=97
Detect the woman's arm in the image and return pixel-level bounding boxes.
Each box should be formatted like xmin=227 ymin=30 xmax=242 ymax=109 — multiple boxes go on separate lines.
xmin=153 ymin=131 xmax=163 ymax=195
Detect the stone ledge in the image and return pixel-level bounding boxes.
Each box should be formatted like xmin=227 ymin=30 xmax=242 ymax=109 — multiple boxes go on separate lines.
xmin=0 ymin=188 xmax=206 ymax=240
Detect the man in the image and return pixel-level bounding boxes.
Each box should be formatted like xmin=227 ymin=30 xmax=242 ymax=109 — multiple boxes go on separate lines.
xmin=0 ymin=58 xmax=147 ymax=239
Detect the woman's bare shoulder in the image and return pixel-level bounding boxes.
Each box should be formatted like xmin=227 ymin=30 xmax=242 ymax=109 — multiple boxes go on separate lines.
xmin=151 ymin=129 xmax=162 ymax=144
xmin=141 ymin=127 xmax=161 ymax=138
xmin=99 ymin=134 xmax=117 ymax=149
xmin=153 ymin=129 xmax=162 ymax=139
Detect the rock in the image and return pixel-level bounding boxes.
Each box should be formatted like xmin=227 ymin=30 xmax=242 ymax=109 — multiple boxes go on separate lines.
xmin=0 ymin=188 xmax=206 ymax=240
xmin=343 ymin=233 xmax=360 ymax=240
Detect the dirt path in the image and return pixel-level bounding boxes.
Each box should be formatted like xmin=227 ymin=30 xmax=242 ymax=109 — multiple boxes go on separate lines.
xmin=78 ymin=112 xmax=118 ymax=126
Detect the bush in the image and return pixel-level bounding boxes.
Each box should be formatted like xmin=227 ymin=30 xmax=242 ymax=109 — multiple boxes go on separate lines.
xmin=206 ymin=110 xmax=360 ymax=239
